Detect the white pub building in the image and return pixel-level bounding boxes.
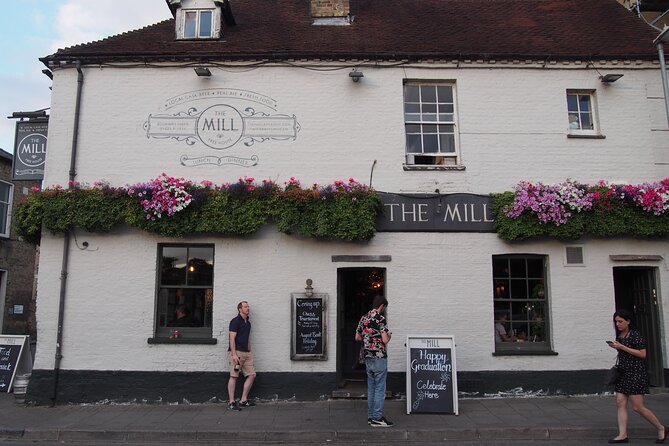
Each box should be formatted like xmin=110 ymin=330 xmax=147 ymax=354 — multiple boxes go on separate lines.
xmin=24 ymin=0 xmax=669 ymax=404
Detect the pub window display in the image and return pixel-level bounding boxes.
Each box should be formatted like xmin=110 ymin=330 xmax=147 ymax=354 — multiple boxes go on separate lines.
xmin=156 ymin=244 xmax=214 ymax=339
xmin=492 ymin=255 xmax=550 ymax=352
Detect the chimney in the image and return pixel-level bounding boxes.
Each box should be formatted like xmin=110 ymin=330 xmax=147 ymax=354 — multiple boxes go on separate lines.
xmin=311 ymin=0 xmax=350 ymax=18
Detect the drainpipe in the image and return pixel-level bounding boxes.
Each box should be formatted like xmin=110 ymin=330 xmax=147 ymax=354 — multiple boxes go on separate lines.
xmin=52 ymin=61 xmax=83 ymax=405
xmin=656 ymin=42 xmax=669 ymax=128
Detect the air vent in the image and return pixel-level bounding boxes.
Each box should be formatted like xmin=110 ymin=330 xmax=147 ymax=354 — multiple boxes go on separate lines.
xmin=565 ymin=246 xmax=584 ymax=265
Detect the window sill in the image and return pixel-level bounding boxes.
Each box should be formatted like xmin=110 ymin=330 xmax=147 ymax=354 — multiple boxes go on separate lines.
xmin=403 ymin=164 xmax=466 ymax=171
xmin=493 ymin=349 xmax=558 ymax=356
xmin=567 ymin=133 xmax=606 ymax=139
xmin=147 ymin=337 xmax=217 ymax=345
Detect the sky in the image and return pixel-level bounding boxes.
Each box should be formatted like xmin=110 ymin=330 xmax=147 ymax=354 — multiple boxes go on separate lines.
xmin=0 ymin=0 xmax=173 ymax=154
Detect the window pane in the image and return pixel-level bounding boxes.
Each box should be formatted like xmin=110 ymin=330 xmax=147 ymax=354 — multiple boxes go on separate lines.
xmin=494 ymin=279 xmax=510 ymax=299
xmin=527 ymin=258 xmax=543 ymax=277
xmin=184 ymin=11 xmax=197 ymax=38
xmin=510 ymin=279 xmax=528 ymax=299
xmin=438 ymin=114 xmax=454 ymax=122
xmin=404 ymin=85 xmax=419 ymax=102
xmin=580 ymin=113 xmax=593 ymax=129
xmin=422 ymin=134 xmax=438 ymax=153
xmin=0 ymin=203 xmax=7 ymax=235
xmin=439 ymin=134 xmax=455 ymax=153
xmin=420 ymin=85 xmax=436 ymax=102
xmin=423 ymin=124 xmax=437 ymax=134
xmin=404 ymin=103 xmax=420 ymax=114
xmin=568 ymin=113 xmax=580 ymax=129
xmin=529 ymin=280 xmax=545 ymax=299
xmin=509 ymin=258 xmax=526 ymax=278
xmin=566 ymin=94 xmax=578 ymax=112
xmin=492 ymin=257 xmax=509 ymax=277
xmin=164 ymin=288 xmax=212 ymax=328
xmin=0 ymin=183 xmax=11 ymax=202
xmin=199 ymin=11 xmax=212 ymax=37
xmin=578 ymin=95 xmax=591 ymax=112
xmin=406 ymin=135 xmax=422 ymax=153
xmin=437 ymin=86 xmax=453 ymax=102
xmin=187 ymin=246 xmax=214 ymax=286
xmin=422 ymin=104 xmax=437 ymax=114
xmin=405 ymin=113 xmax=420 ymax=122
xmin=161 ymin=247 xmax=188 ymax=285
xmin=439 ymin=104 xmax=454 ymax=114
xmin=405 ymin=124 xmax=421 ymax=134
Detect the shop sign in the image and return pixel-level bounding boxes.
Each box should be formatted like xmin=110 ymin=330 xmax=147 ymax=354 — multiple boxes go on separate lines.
xmin=13 ymin=120 xmax=48 ymax=180
xmin=376 ymin=192 xmax=494 ymax=232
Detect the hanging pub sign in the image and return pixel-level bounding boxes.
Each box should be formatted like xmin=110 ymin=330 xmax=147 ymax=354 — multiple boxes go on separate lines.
xmin=13 ymin=119 xmax=48 ymax=180
xmin=291 ymin=292 xmax=327 ymax=360
xmin=376 ymin=192 xmax=495 ymax=232
xmin=406 ymin=335 xmax=458 ymax=415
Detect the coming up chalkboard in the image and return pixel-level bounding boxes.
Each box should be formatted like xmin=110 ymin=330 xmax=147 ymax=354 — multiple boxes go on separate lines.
xmin=291 ymin=293 xmax=327 ymax=360
xmin=0 ymin=335 xmax=32 ymax=392
xmin=406 ymin=335 xmax=458 ymax=415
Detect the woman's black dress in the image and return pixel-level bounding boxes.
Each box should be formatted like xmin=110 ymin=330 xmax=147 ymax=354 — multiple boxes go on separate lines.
xmin=614 ymin=330 xmax=649 ymax=395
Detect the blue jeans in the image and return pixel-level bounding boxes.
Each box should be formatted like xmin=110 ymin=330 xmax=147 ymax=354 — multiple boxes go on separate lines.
xmin=365 ymin=357 xmax=387 ymax=420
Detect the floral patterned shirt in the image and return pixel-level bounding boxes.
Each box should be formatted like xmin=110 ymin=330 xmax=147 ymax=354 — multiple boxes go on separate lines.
xmin=356 ymin=309 xmax=389 ymax=358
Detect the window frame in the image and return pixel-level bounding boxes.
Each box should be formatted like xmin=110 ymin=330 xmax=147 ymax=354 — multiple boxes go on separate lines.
xmin=0 ymin=180 xmax=13 ymax=238
xmin=566 ymin=89 xmax=601 ymax=137
xmin=179 ymin=8 xmax=216 ymax=39
xmin=402 ymin=81 xmax=461 ymax=168
xmin=492 ymin=254 xmax=555 ymax=355
xmin=154 ymin=243 xmax=215 ymax=340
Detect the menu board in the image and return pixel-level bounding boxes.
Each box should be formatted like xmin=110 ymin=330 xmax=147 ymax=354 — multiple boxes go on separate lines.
xmin=291 ymin=294 xmax=327 ymax=360
xmin=0 ymin=335 xmax=31 ymax=392
xmin=406 ymin=335 xmax=458 ymax=414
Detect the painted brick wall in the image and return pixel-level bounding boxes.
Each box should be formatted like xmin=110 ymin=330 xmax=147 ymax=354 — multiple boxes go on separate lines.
xmin=33 ymin=62 xmax=669 ymax=375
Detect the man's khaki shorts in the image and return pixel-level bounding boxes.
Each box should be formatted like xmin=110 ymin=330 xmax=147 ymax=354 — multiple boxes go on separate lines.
xmin=229 ymin=351 xmax=255 ymax=378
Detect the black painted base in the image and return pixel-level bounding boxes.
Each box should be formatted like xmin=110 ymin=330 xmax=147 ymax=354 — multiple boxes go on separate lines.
xmin=24 ymin=368 xmax=648 ymax=405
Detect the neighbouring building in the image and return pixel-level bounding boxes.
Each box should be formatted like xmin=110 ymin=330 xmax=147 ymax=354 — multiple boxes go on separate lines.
xmin=0 ymin=148 xmax=39 ymax=342
xmin=25 ymin=0 xmax=668 ymax=404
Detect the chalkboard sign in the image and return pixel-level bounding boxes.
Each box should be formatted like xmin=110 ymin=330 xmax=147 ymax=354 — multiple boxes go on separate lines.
xmin=0 ymin=335 xmax=31 ymax=392
xmin=406 ymin=335 xmax=458 ymax=415
xmin=291 ymin=293 xmax=327 ymax=360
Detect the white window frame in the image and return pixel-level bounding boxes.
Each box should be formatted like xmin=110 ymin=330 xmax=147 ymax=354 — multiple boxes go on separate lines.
xmin=178 ymin=8 xmax=217 ymax=39
xmin=566 ymin=90 xmax=600 ymax=136
xmin=403 ymin=81 xmax=461 ymax=168
xmin=0 ymin=180 xmax=13 ymax=238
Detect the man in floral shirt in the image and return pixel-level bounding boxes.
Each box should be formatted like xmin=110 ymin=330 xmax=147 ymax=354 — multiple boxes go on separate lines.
xmin=355 ymin=295 xmax=393 ymax=427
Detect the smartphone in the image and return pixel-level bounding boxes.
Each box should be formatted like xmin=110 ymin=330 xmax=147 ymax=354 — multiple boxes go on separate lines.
xmin=606 ymin=340 xmax=614 ymax=345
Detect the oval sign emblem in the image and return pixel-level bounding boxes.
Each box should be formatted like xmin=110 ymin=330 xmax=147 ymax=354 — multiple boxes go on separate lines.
xmin=17 ymin=133 xmax=48 ymax=167
xmin=196 ymin=105 xmax=245 ymax=150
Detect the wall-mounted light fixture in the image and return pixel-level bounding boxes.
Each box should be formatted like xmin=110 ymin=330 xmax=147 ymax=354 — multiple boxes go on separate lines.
xmin=305 ymin=279 xmax=314 ymax=297
xmin=599 ymin=73 xmax=624 ymax=83
xmin=194 ymin=66 xmax=212 ymax=77
xmin=349 ymin=69 xmax=364 ymax=82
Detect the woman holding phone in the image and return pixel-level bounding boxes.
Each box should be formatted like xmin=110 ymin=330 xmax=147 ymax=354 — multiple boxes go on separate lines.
xmin=607 ymin=309 xmax=667 ymax=444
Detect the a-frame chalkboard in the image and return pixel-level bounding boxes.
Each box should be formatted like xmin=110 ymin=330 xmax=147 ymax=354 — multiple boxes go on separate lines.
xmin=0 ymin=335 xmax=32 ymax=392
xmin=406 ymin=335 xmax=458 ymax=415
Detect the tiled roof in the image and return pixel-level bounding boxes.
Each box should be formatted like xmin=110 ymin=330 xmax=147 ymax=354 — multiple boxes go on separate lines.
xmin=42 ymin=0 xmax=660 ymax=64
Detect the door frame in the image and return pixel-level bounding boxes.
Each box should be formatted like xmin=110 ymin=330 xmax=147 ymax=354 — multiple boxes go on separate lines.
xmin=612 ymin=266 xmax=665 ymax=387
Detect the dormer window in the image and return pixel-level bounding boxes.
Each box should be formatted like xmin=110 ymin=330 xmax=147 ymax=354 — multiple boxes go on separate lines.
xmin=171 ymin=0 xmax=234 ymax=40
xmin=184 ymin=9 xmax=214 ymax=38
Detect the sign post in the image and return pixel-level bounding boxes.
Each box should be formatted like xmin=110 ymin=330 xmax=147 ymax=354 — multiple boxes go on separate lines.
xmin=406 ymin=335 xmax=458 ymax=414
xmin=0 ymin=335 xmax=32 ymax=392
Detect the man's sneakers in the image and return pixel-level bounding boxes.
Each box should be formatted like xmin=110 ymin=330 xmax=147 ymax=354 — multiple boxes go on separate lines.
xmin=369 ymin=417 xmax=394 ymax=427
xmin=239 ymin=400 xmax=256 ymax=407
xmin=227 ymin=401 xmax=242 ymax=411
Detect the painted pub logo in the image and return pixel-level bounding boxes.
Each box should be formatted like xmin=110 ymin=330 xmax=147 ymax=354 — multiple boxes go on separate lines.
xmin=144 ymin=89 xmax=300 ymax=167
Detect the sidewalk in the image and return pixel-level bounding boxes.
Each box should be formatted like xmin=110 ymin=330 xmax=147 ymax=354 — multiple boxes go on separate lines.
xmin=1 ymin=392 xmax=668 ymax=444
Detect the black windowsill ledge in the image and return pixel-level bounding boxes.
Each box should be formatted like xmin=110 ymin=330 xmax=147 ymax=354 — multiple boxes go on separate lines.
xmin=493 ymin=350 xmax=558 ymax=356
xmin=567 ymin=134 xmax=606 ymax=139
xmin=147 ymin=337 xmax=218 ymax=345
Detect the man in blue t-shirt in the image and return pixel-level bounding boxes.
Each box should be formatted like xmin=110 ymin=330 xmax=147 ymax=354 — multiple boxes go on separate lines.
xmin=227 ymin=301 xmax=257 ymax=411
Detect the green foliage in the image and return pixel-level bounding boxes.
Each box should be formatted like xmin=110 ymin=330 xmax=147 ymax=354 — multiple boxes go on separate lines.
xmin=13 ymin=181 xmax=382 ymax=245
xmin=492 ymin=192 xmax=669 ymax=241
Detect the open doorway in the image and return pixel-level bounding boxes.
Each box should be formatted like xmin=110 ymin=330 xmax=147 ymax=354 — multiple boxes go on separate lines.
xmin=336 ymin=267 xmax=386 ymax=387
xmin=613 ymin=267 xmax=664 ymax=387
